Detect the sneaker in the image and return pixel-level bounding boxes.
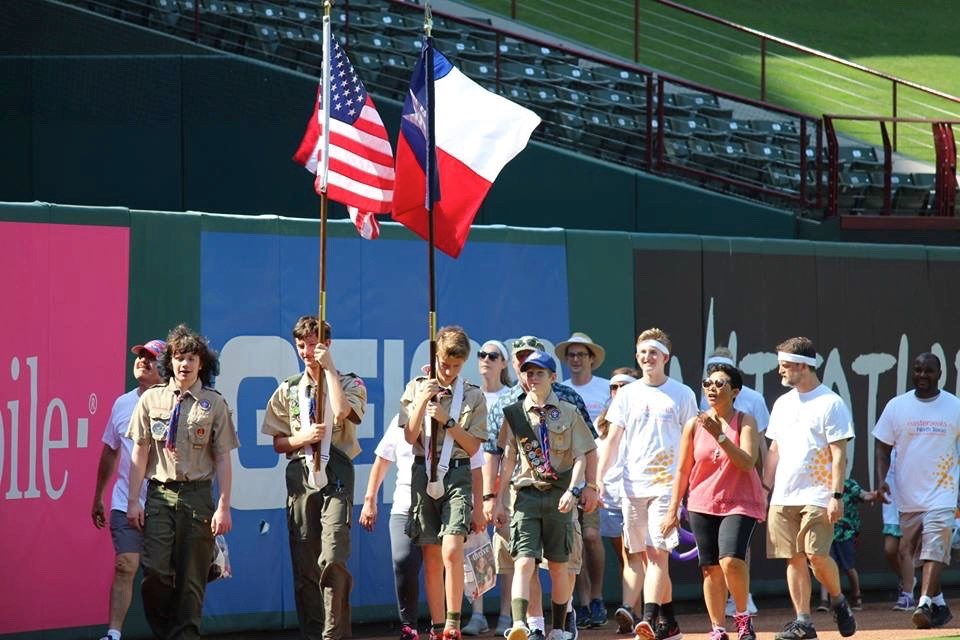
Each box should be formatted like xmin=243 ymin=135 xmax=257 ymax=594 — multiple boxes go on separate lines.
xmin=565 ymin=609 xmax=578 ymax=640
xmin=575 ymin=606 xmax=591 ymax=629
xmin=528 ymin=630 xmax=545 ymax=640
xmin=849 ymin=594 xmax=862 ymax=611
xmin=444 ymin=629 xmax=463 ymax=640
xmin=615 ymin=607 xmax=635 ymax=634
xmin=633 ymin=619 xmax=656 ymax=640
xmin=734 ymin=614 xmax=756 ymax=640
xmin=833 ymin=599 xmax=857 ymax=637
xmin=495 ymin=617 xmax=512 ymax=636
xmin=913 ymin=603 xmax=933 ymax=629
xmin=545 ymin=630 xmax=567 ymax=640
xmin=815 ymin=600 xmax=829 ymax=613
xmin=431 ymin=629 xmax=444 ymax=640
xmin=589 ymin=599 xmax=608 ymax=627
xmin=708 ymin=629 xmax=729 ymax=640
xmin=746 ymin=593 xmax=758 ymax=616
xmin=893 ymin=592 xmax=916 ymax=611
xmin=725 ymin=596 xmax=736 ymax=618
xmin=463 ymin=616 xmax=490 ymax=636
xmin=654 ymin=620 xmax=682 ymax=640
xmin=505 ymin=625 xmax=529 ymax=640
xmin=401 ymin=625 xmax=420 ymax=640
xmin=774 ymin=620 xmax=817 ymax=640
xmin=932 ymin=603 xmax=954 ymax=627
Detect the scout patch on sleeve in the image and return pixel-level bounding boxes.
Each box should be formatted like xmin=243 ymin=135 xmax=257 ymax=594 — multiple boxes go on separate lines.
xmin=151 ymin=419 xmax=169 ymax=441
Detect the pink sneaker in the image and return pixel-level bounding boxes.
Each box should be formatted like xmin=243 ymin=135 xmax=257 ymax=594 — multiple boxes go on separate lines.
xmin=734 ymin=614 xmax=756 ymax=640
xmin=401 ymin=625 xmax=420 ymax=640
xmin=633 ymin=620 xmax=656 ymax=640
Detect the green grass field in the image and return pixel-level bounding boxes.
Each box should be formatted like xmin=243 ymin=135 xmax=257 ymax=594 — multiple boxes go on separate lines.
xmin=462 ymin=0 xmax=960 ymax=156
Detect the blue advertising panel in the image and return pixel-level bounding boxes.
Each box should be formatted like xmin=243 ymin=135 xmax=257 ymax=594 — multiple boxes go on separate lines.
xmin=199 ymin=223 xmax=570 ymax=619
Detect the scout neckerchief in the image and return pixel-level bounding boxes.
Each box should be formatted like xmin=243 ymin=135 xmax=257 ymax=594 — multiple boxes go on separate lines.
xmin=503 ymin=400 xmax=561 ymax=483
xmin=424 ymin=376 xmax=464 ymax=499
xmin=297 ymin=371 xmax=334 ymax=489
xmin=531 ymin=406 xmax=559 ymax=480
xmin=165 ymin=390 xmax=185 ymax=450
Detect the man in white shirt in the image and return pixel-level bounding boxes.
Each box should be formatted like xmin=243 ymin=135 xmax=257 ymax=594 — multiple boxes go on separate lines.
xmin=91 ymin=339 xmax=165 ymax=640
xmin=764 ymin=337 xmax=856 ymax=640
xmin=556 ymin=332 xmax=609 ymax=628
xmin=597 ymin=328 xmax=697 ymax=640
xmin=874 ymin=352 xmax=960 ymax=630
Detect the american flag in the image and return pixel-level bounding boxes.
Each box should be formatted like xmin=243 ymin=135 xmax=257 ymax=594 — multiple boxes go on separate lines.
xmin=293 ymin=36 xmax=394 ymax=239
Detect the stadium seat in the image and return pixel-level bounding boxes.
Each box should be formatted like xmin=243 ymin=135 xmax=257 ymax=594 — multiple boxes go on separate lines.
xmin=500 ymin=61 xmax=548 ymax=85
xmin=550 ymin=109 xmax=585 ymax=145
xmin=353 ymin=52 xmax=382 ymax=89
xmin=609 ymin=114 xmax=645 ymax=154
xmin=751 ymin=119 xmax=799 ymax=144
xmin=892 ymin=184 xmax=930 ymax=214
xmin=459 ymin=59 xmax=497 ymax=90
xmin=277 ymin=25 xmax=305 ymax=64
xmin=664 ymin=115 xmax=710 ymax=138
xmin=556 ymin=87 xmax=591 ymax=109
xmin=546 ymin=63 xmax=596 ymax=88
xmin=497 ymin=39 xmax=540 ymax=62
xmin=839 ymin=146 xmax=882 ymax=172
xmin=352 ymin=32 xmax=395 ymax=55
xmin=372 ymin=11 xmax=416 ymax=37
xmin=247 ymin=23 xmax=280 ymax=57
xmin=580 ymin=110 xmax=613 ymax=149
xmin=149 ymin=0 xmax=180 ymax=31
xmin=838 ymin=171 xmax=871 ymax=212
xmin=675 ymin=92 xmax=720 ymax=110
xmin=284 ymin=4 xmax=317 ymax=25
xmin=528 ymin=86 xmax=560 ymax=108
xmin=590 ymin=64 xmax=647 ymax=92
xmin=252 ymin=2 xmax=284 ymax=25
xmin=500 ymin=85 xmax=533 ymax=107
xmin=663 ymin=138 xmax=690 ymax=162
xmin=696 ymin=105 xmax=734 ymax=120
xmin=589 ymin=88 xmax=642 ymax=117
xmin=725 ymin=119 xmax=766 ymax=143
xmin=379 ymin=53 xmax=412 ymax=91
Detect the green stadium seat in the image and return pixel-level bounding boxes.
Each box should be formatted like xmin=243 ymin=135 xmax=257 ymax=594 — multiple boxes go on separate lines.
xmin=893 ymin=184 xmax=931 ymax=213
xmin=528 ymin=86 xmax=560 ymax=108
xmin=500 ymin=61 xmax=548 ymax=85
xmin=352 ymin=32 xmax=395 ymax=55
xmin=675 ymin=93 xmax=720 ymax=110
xmin=580 ymin=110 xmax=613 ymax=148
xmin=379 ymin=53 xmax=412 ymax=91
xmin=589 ymin=88 xmax=642 ymax=117
xmin=839 ymin=146 xmax=883 ymax=172
xmin=839 ymin=171 xmax=871 ymax=212
xmin=556 ymin=87 xmax=591 ymax=109
xmin=459 ymin=59 xmax=497 ymax=90
xmin=590 ymin=64 xmax=647 ymax=92
xmin=546 ymin=63 xmax=596 ymax=88
xmin=500 ymin=85 xmax=533 ymax=106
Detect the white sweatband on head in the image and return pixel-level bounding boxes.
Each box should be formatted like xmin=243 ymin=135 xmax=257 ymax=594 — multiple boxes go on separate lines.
xmin=483 ymin=340 xmax=509 ymax=362
xmin=609 ymin=373 xmax=637 ymax=386
xmin=638 ymin=339 xmax=670 ymax=356
xmin=706 ymin=356 xmax=735 ymax=367
xmin=777 ymin=351 xmax=817 ymax=366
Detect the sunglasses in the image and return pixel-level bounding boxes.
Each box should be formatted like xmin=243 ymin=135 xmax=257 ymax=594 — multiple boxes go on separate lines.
xmin=477 ymin=351 xmax=501 ymax=361
xmin=701 ymin=378 xmax=729 ymax=389
xmin=512 ymin=337 xmax=545 ymax=351
xmin=610 ymin=383 xmax=628 ymax=390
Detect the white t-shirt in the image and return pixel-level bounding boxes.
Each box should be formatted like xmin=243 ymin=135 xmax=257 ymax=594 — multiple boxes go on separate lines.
xmin=101 ymin=388 xmax=147 ymax=512
xmin=563 ymin=375 xmax=610 ymax=423
xmin=605 ymin=377 xmax=697 ymax=498
xmin=700 ymin=384 xmax=770 ymax=432
xmin=873 ymin=390 xmax=960 ymax=512
xmin=483 ymin=386 xmax=511 ymax=414
xmin=767 ymin=385 xmax=854 ymax=507
xmin=599 ymin=434 xmax=626 ymax=507
xmin=376 ymin=415 xmax=484 ymax=515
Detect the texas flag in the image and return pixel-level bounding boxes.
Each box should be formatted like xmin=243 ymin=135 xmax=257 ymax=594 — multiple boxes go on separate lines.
xmin=392 ymin=44 xmax=541 ymax=258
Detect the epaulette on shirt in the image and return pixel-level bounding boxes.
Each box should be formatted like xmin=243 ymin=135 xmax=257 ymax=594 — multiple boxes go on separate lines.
xmin=202 ymin=386 xmax=223 ymax=396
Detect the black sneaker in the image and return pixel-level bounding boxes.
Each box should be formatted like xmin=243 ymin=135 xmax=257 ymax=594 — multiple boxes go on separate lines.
xmin=654 ymin=620 xmax=682 ymax=640
xmin=527 ymin=630 xmax=544 ymax=640
xmin=913 ymin=603 xmax=933 ymax=629
xmin=614 ymin=607 xmax=635 ymax=634
xmin=932 ymin=603 xmax=954 ymax=627
xmin=833 ymin=599 xmax=857 ymax=637
xmin=564 ymin=609 xmax=578 ymax=640
xmin=774 ymin=620 xmax=817 ymax=640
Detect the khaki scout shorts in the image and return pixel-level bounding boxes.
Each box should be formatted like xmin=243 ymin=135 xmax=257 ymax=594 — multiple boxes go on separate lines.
xmin=510 ymin=485 xmax=575 ymax=563
xmin=406 ymin=461 xmax=472 ymax=545
xmin=766 ymin=504 xmax=833 ymax=559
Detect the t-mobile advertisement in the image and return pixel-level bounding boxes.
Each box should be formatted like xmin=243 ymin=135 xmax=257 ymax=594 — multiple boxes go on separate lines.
xmin=0 ymin=222 xmax=130 ymax=634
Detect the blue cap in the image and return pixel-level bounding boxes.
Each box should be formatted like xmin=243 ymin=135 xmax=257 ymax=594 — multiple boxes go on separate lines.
xmin=520 ymin=350 xmax=556 ymax=373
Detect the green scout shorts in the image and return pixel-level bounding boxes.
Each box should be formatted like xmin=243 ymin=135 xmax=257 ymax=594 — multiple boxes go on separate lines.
xmin=510 ymin=484 xmax=574 ymax=563
xmin=405 ymin=460 xmax=472 ymax=545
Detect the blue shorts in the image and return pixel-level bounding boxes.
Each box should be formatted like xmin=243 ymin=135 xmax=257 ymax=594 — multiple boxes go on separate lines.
xmin=830 ymin=538 xmax=857 ymax=572
xmin=600 ymin=507 xmax=624 ymax=538
xmin=110 ymin=509 xmax=144 ymax=554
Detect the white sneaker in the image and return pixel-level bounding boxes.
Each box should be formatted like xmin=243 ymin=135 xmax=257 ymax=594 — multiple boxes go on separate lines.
xmin=545 ymin=630 xmax=568 ymax=640
xmin=725 ymin=593 xmax=758 ymax=618
xmin=747 ymin=593 xmax=759 ymax=616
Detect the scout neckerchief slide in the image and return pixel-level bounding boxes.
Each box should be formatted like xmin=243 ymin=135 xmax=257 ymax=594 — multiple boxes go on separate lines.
xmin=424 ymin=376 xmax=464 ymax=499
xmin=298 ymin=372 xmax=334 ymax=489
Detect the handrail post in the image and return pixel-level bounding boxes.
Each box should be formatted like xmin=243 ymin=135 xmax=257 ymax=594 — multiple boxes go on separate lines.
xmin=879 ymin=121 xmax=892 ymax=214
xmin=656 ymin=75 xmax=665 ymax=170
xmin=891 ymin=80 xmax=898 ymax=152
xmin=798 ymin=119 xmax=807 ymax=209
xmin=645 ymin=73 xmax=654 ymax=168
xmin=510 ymin=0 xmax=516 ymax=20
xmin=824 ymin=116 xmax=839 ymax=217
xmin=760 ymin=36 xmax=766 ymax=102
xmin=634 ymin=0 xmax=640 ymax=63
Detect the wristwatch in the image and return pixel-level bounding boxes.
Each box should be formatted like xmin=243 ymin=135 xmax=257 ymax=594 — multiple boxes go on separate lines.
xmin=832 ymin=491 xmax=843 ymax=500
xmin=443 ymin=418 xmax=457 ymax=430
xmin=716 ymin=433 xmax=728 ymax=444
xmin=568 ymin=487 xmax=583 ymax=498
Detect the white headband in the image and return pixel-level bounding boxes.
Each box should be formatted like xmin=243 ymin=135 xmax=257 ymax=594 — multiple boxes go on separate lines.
xmin=706 ymin=356 xmax=735 ymax=366
xmin=482 ymin=340 xmax=509 ymax=362
xmin=777 ymin=351 xmax=817 ymax=366
xmin=638 ymin=339 xmax=670 ymax=356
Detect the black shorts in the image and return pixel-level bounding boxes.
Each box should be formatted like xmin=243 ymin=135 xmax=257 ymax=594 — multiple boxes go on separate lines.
xmin=688 ymin=511 xmax=757 ymax=566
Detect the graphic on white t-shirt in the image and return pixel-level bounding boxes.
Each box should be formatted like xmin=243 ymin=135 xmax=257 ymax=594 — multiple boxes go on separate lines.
xmin=564 ymin=376 xmax=610 ymax=423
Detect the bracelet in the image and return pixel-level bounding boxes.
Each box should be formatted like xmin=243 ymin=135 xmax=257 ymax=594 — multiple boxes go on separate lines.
xmin=482 ymin=493 xmax=496 ymax=501
xmin=585 ymin=482 xmax=599 ymax=491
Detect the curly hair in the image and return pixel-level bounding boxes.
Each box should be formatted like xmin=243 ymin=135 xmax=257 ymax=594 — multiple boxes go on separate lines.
xmin=157 ymin=324 xmax=220 ymax=386
xmin=705 ymin=362 xmax=743 ymax=390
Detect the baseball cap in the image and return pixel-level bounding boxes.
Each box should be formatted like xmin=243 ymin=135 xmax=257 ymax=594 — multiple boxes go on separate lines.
xmin=131 ymin=339 xmax=166 ymax=358
xmin=520 ymin=350 xmax=556 ymax=373
xmin=511 ymin=335 xmax=546 ymax=355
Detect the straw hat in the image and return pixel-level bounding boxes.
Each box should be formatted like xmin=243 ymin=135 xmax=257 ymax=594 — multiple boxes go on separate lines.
xmin=554 ymin=332 xmax=606 ymax=370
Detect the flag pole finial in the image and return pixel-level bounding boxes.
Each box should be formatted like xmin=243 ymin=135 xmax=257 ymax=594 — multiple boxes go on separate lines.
xmin=423 ymin=1 xmax=433 ymax=38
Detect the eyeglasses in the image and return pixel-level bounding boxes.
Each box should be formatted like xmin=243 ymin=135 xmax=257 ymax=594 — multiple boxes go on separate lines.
xmin=701 ymin=378 xmax=729 ymax=390
xmin=477 ymin=351 xmax=501 ymax=361
xmin=566 ymin=351 xmax=591 ymax=360
xmin=610 ymin=383 xmax=628 ymax=390
xmin=512 ymin=337 xmax=545 ymax=351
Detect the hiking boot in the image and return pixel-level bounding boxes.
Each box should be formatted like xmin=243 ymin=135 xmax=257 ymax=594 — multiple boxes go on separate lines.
xmin=633 ymin=619 xmax=656 ymax=640
xmin=615 ymin=607 xmax=635 ymax=634
xmin=833 ymin=599 xmax=856 ymax=637
xmin=505 ymin=625 xmax=529 ymax=640
xmin=401 ymin=625 xmax=420 ymax=640
xmin=463 ymin=616 xmax=489 ymax=636
xmin=444 ymin=629 xmax=463 ymax=640
xmin=734 ymin=613 xmax=756 ymax=640
xmin=654 ymin=620 xmax=682 ymax=640
xmin=774 ymin=620 xmax=817 ymax=640
xmin=575 ymin=606 xmax=591 ymax=629
xmin=913 ymin=603 xmax=933 ymax=629
xmin=893 ymin=592 xmax=915 ymax=611
xmin=589 ymin=599 xmax=608 ymax=627
xmin=932 ymin=603 xmax=953 ymax=627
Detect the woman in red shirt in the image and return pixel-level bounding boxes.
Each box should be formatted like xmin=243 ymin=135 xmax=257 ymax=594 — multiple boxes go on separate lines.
xmin=661 ymin=363 xmax=765 ymax=640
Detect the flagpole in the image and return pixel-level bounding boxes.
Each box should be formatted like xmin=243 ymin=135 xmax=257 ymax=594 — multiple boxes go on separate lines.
xmin=424 ymin=2 xmax=439 ymax=483
xmin=314 ymin=0 xmax=333 ymax=448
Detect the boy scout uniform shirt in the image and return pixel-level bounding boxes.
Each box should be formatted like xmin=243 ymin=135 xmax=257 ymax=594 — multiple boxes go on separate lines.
xmin=128 ymin=379 xmax=239 ymax=482
xmin=398 ymin=376 xmax=487 ymax=459
xmin=508 ymin=391 xmax=596 ymax=490
xmin=261 ymin=372 xmax=367 ymax=460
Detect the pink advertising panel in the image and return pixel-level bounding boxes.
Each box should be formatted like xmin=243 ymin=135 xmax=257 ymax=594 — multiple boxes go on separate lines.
xmin=0 ymin=222 xmax=129 ymax=633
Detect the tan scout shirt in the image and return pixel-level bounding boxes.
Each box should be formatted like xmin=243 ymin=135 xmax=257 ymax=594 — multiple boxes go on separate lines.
xmin=128 ymin=379 xmax=239 ymax=482
xmin=398 ymin=376 xmax=487 ymax=459
xmin=261 ymin=371 xmax=367 ymax=460
xmin=507 ymin=391 xmax=596 ymax=489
